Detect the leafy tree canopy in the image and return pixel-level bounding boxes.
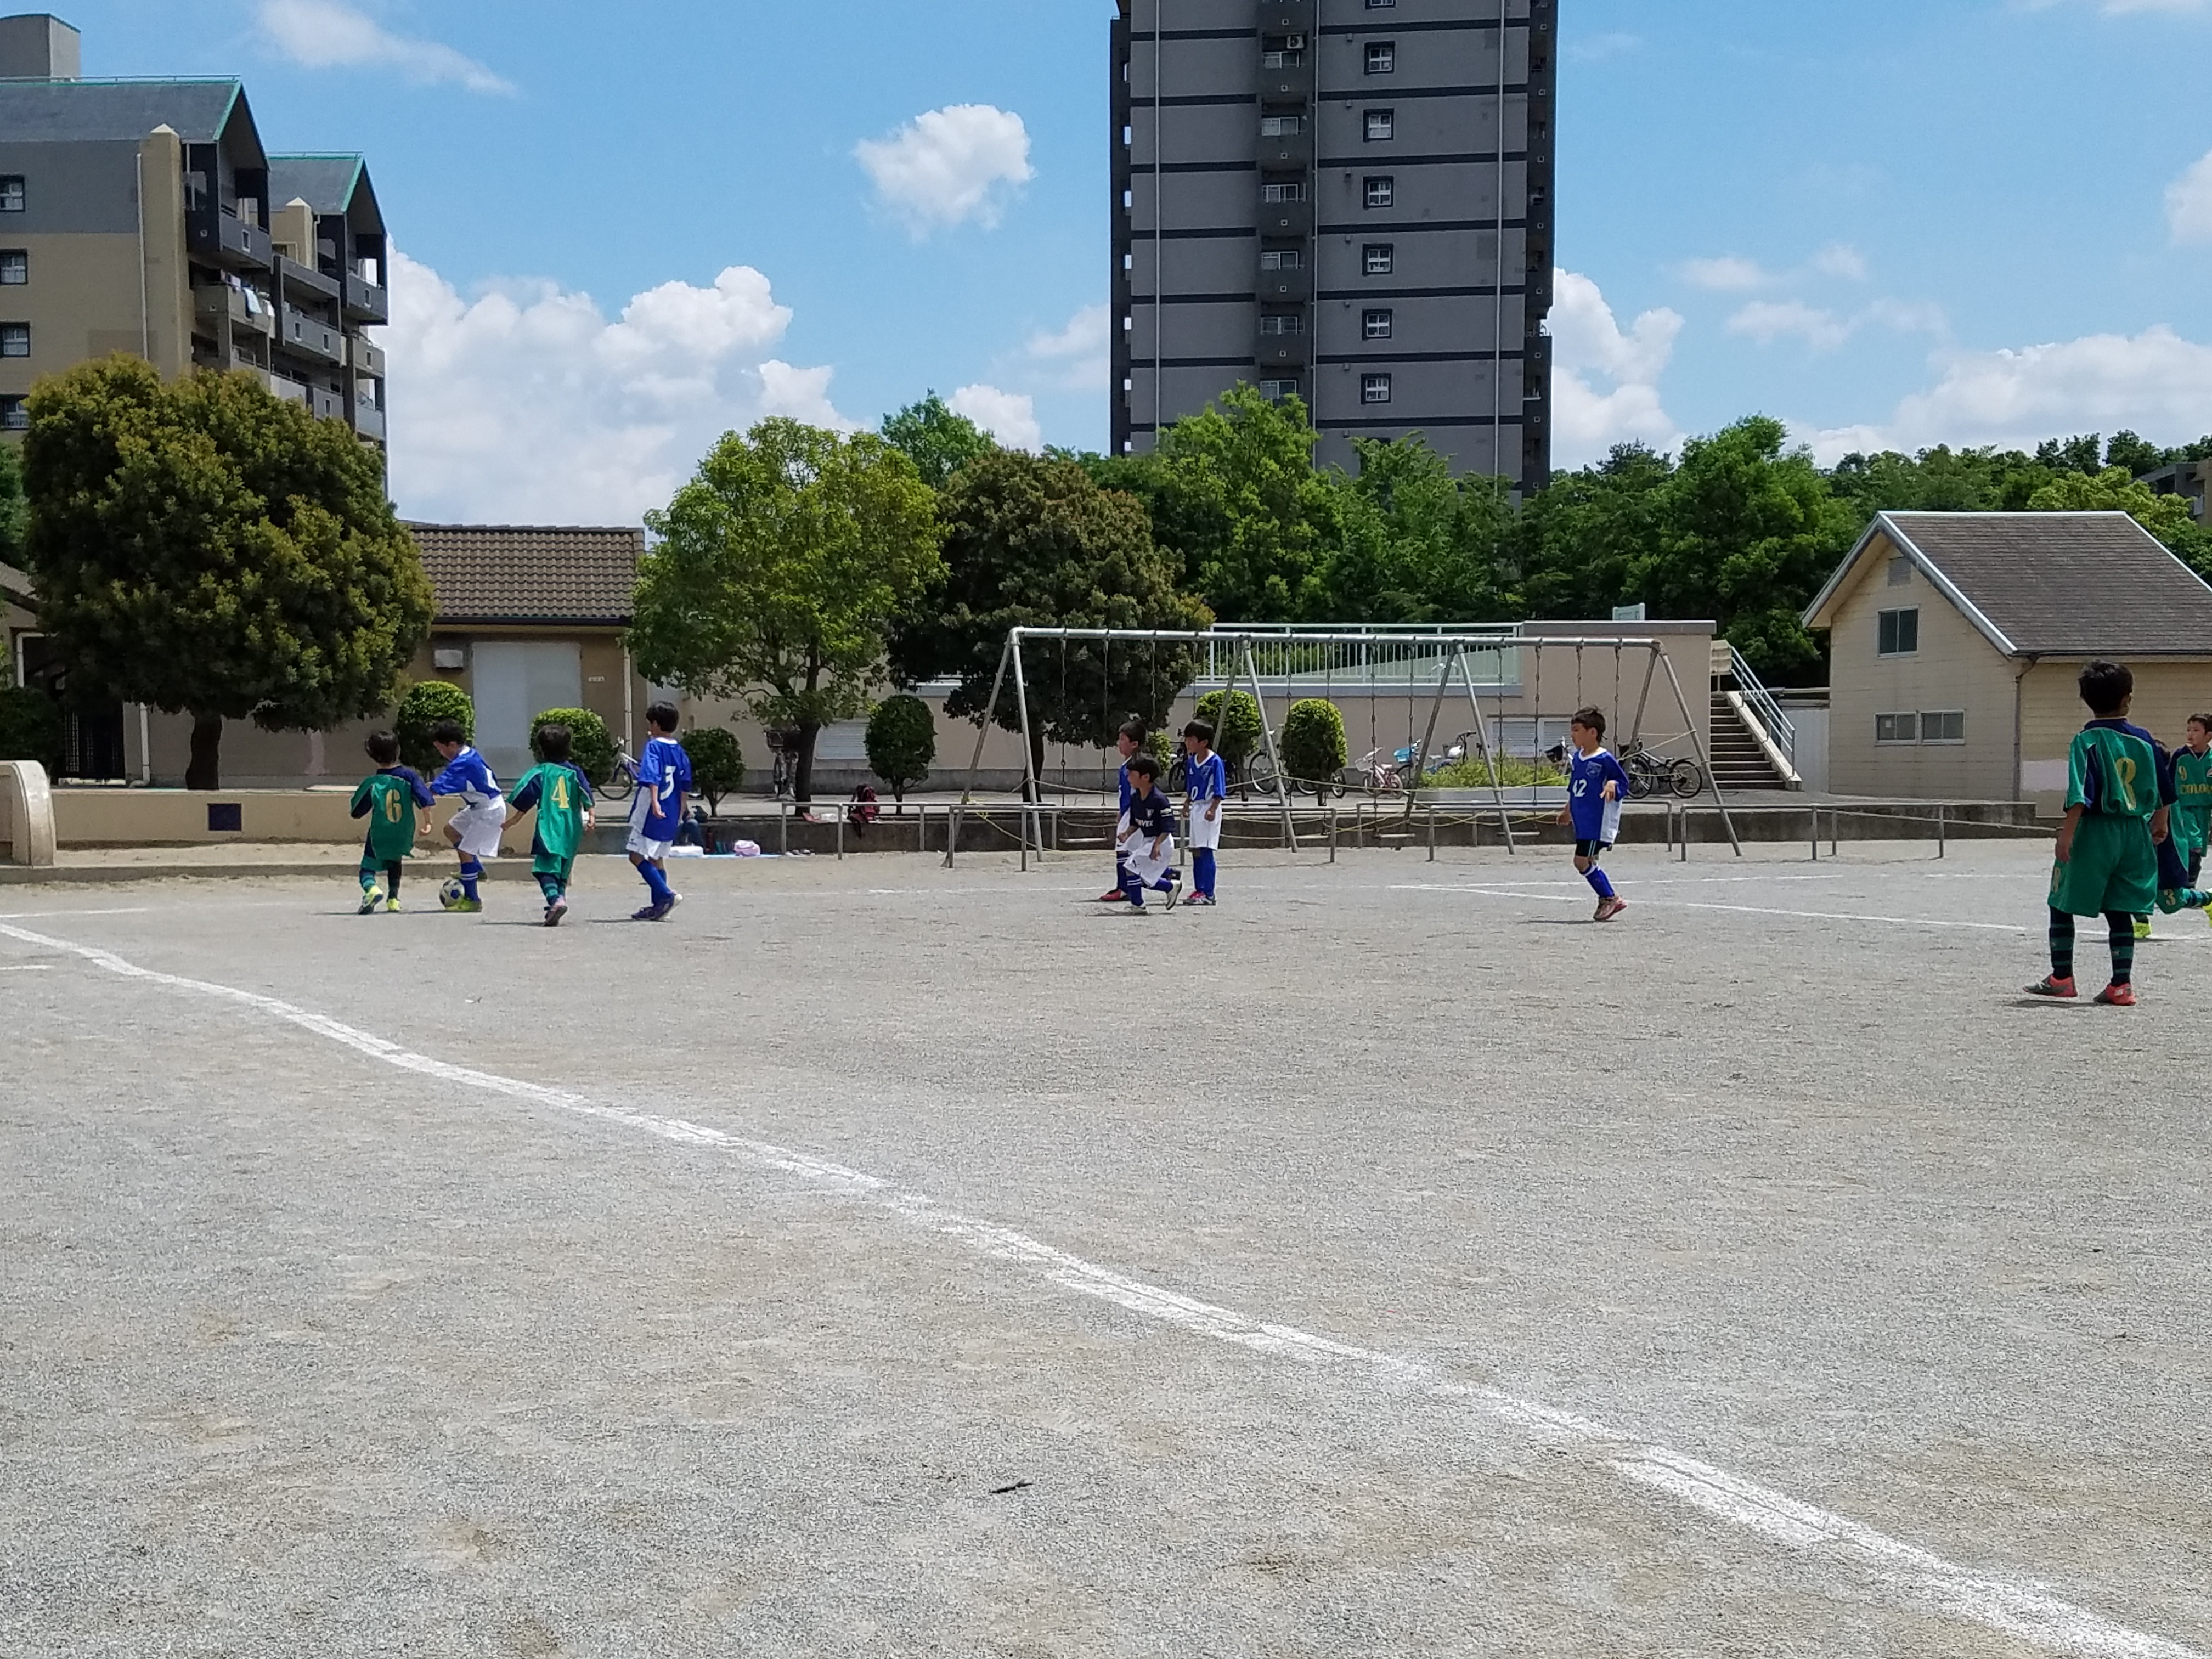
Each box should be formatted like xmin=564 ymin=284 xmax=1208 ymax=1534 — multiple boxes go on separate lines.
xmin=882 ymin=393 xmax=997 ymax=490
xmin=864 ymin=692 xmax=937 ymax=805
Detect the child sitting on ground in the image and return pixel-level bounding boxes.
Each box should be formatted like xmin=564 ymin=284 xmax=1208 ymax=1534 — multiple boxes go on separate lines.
xmin=504 ymin=724 xmax=595 ymax=928
xmin=1117 ymin=754 xmax=1182 ymax=912
xmin=348 ymin=731 xmax=432 ymax=914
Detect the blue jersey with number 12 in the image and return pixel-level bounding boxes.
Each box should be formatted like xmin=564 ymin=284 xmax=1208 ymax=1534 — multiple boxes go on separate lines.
xmin=1567 ymin=747 xmax=1632 ymax=843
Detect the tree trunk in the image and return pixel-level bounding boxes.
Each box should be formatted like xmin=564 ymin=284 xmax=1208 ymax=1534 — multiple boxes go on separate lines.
xmin=793 ymin=720 xmax=822 ymax=807
xmin=185 ymin=712 xmax=223 ymax=791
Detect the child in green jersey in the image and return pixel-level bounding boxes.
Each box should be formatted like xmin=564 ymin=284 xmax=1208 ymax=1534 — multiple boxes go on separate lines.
xmin=348 ymin=731 xmax=433 ymax=915
xmin=2170 ymin=715 xmax=2212 ymax=895
xmin=504 ymin=723 xmax=595 ymax=927
xmin=2030 ymin=662 xmax=2174 ymax=1006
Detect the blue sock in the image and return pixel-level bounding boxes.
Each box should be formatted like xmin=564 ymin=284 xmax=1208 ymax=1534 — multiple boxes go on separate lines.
xmin=1584 ymin=865 xmax=1616 ymax=901
xmin=639 ymin=860 xmax=672 ymax=903
xmin=1194 ymin=849 xmax=1217 ymax=896
xmin=1122 ymin=870 xmax=1144 ymax=909
xmin=537 ymin=872 xmax=563 ymax=904
xmin=459 ymin=858 xmax=483 ymax=901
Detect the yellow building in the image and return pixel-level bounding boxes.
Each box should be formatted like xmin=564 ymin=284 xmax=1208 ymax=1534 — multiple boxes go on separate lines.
xmin=1803 ymin=511 xmax=2212 ymax=814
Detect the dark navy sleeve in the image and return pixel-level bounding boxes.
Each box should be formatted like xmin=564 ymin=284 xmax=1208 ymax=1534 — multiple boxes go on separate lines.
xmin=572 ymin=765 xmax=594 ymax=808
xmin=510 ymin=771 xmax=543 ymax=812
xmin=2154 ymin=738 xmax=2179 ymax=806
xmin=402 ymin=766 xmax=435 ymax=809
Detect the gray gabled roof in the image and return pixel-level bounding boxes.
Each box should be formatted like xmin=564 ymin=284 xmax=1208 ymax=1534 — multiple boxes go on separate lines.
xmin=405 ymin=524 xmax=643 ymax=627
xmin=1804 ymin=511 xmax=2212 ymax=658
xmin=269 ymin=154 xmax=360 ymax=212
xmin=0 ymin=78 xmax=259 ymax=159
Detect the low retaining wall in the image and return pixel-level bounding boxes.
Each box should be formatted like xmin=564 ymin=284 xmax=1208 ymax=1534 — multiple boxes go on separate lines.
xmin=57 ymin=788 xmax=545 ymax=855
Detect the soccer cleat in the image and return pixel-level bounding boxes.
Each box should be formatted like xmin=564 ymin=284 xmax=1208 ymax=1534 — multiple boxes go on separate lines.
xmin=449 ymin=898 xmax=484 ymax=915
xmin=1594 ymin=896 xmax=1628 ymax=923
xmin=1094 ymin=887 xmax=1128 ymax=902
xmin=545 ymin=896 xmax=568 ymax=928
xmin=631 ymin=902 xmax=660 ymax=921
xmin=1163 ymin=873 xmax=1182 ymax=910
xmin=645 ymin=896 xmax=676 ymax=922
xmin=2095 ymin=982 xmax=2137 ymax=1007
xmin=358 ymin=883 xmax=384 ymax=915
xmin=1184 ymin=893 xmax=1216 ymax=907
xmin=665 ymin=892 xmax=682 ymax=913
xmin=2024 ymin=975 xmax=2078 ymax=999
xmin=385 ymin=898 xmax=401 ymax=914
xmin=2134 ymin=917 xmax=2153 ymax=940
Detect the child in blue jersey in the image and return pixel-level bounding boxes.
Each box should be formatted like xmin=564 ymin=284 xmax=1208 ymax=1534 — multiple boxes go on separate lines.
xmin=1096 ymin=719 xmax=1147 ymax=903
xmin=1117 ymin=754 xmax=1182 ymax=911
xmin=427 ymin=720 xmax=504 ymax=913
xmin=1182 ymin=719 xmax=1227 ymax=906
xmin=627 ymin=702 xmax=691 ymax=922
xmin=1556 ymin=705 xmax=1633 ymax=923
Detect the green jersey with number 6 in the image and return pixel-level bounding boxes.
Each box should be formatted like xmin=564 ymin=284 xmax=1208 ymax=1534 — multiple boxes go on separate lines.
xmin=351 ymin=770 xmax=424 ymax=863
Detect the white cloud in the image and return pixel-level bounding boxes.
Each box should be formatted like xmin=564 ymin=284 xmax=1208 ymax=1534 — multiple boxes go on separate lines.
xmin=1801 ymin=324 xmax=2212 ymax=462
xmin=1728 ymin=300 xmax=1853 ymax=352
xmin=2166 ymin=150 xmax=2212 ymax=244
xmin=1679 ymin=256 xmax=1772 ymax=292
xmin=1025 ymin=302 xmax=1111 ymax=391
xmin=1548 ymin=270 xmax=1685 ymax=464
xmin=383 ymin=251 xmax=848 ymax=526
xmin=855 ymin=105 xmax=1034 ymax=236
xmin=948 ymin=385 xmax=1042 ymax=452
xmin=257 ymin=0 xmax=511 ymax=94
xmin=1811 ymin=242 xmax=1870 ymax=281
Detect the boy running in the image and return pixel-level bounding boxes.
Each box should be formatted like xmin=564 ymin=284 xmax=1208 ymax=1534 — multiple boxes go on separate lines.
xmin=628 ymin=702 xmax=691 ymax=922
xmin=1182 ymin=719 xmax=1227 ymax=906
xmin=348 ymin=731 xmax=432 ymax=913
xmin=1117 ymin=754 xmax=1182 ymax=911
xmin=1558 ymin=705 xmax=1632 ymax=923
xmin=2168 ymin=714 xmax=2212 ymax=917
xmin=427 ymin=720 xmax=504 ymax=913
xmin=1096 ymin=719 xmax=1147 ymax=903
xmin=505 ymin=723 xmax=595 ymax=927
xmin=2030 ymin=661 xmax=2174 ymax=1006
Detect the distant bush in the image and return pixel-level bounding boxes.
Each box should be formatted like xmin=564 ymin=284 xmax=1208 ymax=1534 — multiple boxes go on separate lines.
xmin=395 ymin=680 xmax=472 ymax=774
xmin=1415 ymin=754 xmax=1564 ymax=791
xmin=680 ymin=725 xmax=745 ymax=814
xmin=1280 ymin=698 xmax=1347 ymax=788
xmin=529 ymin=706 xmax=615 ymax=787
xmin=1193 ymin=689 xmax=1263 ymax=763
xmin=0 ymin=685 xmax=63 ymax=777
xmin=864 ymin=695 xmax=936 ymax=806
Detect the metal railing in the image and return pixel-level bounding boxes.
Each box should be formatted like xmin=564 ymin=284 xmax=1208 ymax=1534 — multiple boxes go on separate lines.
xmin=1726 ymin=644 xmax=1797 ymax=764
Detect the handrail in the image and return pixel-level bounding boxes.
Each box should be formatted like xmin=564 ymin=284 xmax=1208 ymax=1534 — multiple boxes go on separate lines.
xmin=1724 ymin=645 xmax=1797 ymax=764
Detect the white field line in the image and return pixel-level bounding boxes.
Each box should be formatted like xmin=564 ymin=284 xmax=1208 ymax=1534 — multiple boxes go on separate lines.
xmin=0 ymin=907 xmax=152 ymax=921
xmin=0 ymin=920 xmax=2193 ymax=1659
xmin=1396 ymin=883 xmax=2033 ymax=935
xmin=0 ymin=962 xmax=53 ymax=970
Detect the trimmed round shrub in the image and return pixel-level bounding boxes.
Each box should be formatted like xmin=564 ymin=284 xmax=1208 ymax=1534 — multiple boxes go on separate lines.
xmin=680 ymin=725 xmax=745 ymax=814
xmin=865 ymin=695 xmax=936 ymax=805
xmin=1140 ymin=726 xmax=1175 ymax=769
xmin=0 ymin=685 xmax=63 ymax=778
xmin=1280 ymin=698 xmax=1348 ymax=788
xmin=529 ymin=706 xmax=616 ymax=787
xmin=395 ymin=680 xmax=473 ymax=774
xmin=1193 ymin=689 xmax=1263 ymax=764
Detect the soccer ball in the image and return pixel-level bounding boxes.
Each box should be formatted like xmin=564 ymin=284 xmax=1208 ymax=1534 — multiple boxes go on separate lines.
xmin=438 ymin=876 xmax=469 ymax=911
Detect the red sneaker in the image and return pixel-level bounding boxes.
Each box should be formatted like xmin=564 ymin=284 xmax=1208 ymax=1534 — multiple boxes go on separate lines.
xmin=1594 ymin=896 xmax=1628 ymax=923
xmin=1093 ymin=888 xmax=1128 ymax=903
xmin=2024 ymin=975 xmax=2078 ymax=998
xmin=2095 ymin=982 xmax=2137 ymax=1007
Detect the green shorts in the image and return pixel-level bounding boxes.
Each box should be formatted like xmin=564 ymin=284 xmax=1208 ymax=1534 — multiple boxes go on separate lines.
xmin=532 ymin=851 xmax=574 ymax=884
xmin=2050 ymin=814 xmax=2158 ymax=917
xmin=2173 ymin=811 xmax=2210 ymax=868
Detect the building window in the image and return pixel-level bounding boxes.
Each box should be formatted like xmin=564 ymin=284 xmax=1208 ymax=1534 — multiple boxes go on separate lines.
xmin=1877 ymin=607 xmax=1919 ymax=656
xmin=1364 ymin=0 xmax=1396 ymax=8
xmin=1364 ymin=109 xmax=1395 ymax=142
xmin=1260 ymin=247 xmax=1304 ymax=270
xmin=1363 ymin=308 xmax=1393 ymax=340
xmin=0 ymin=394 xmax=24 ymax=431
xmin=1260 ymin=378 xmax=1301 ymax=402
xmin=1259 ymin=312 xmax=1305 ymax=336
xmin=0 ymin=323 xmax=28 ymax=358
xmin=0 ymin=177 xmax=22 ymax=213
xmin=1363 ymin=243 xmax=1394 ymax=275
xmin=1921 ymin=711 xmax=1965 ymax=743
xmin=1875 ymin=713 xmax=1918 ymax=745
xmin=1261 ymin=181 xmax=1307 ymax=204
xmin=1259 ymin=114 xmax=1305 ymax=137
xmin=1367 ymin=42 xmax=1396 ymax=73
xmin=1362 ymin=374 xmax=1392 ymax=404
xmin=1261 ymin=35 xmax=1305 ymax=68
xmin=0 ymin=251 xmax=24 ymax=285
xmin=1364 ymin=176 xmax=1395 ymax=208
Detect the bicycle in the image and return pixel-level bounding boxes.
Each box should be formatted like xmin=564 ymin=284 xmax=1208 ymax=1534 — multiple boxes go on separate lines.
xmin=1336 ymin=747 xmax=1404 ymax=798
xmin=765 ymin=730 xmax=798 ymax=801
xmin=1617 ymin=738 xmax=1705 ymax=800
xmin=599 ymin=742 xmax=639 ymax=801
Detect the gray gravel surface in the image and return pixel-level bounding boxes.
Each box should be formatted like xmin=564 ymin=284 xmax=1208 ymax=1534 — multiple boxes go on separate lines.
xmin=2 ymin=843 xmax=2207 ymax=1658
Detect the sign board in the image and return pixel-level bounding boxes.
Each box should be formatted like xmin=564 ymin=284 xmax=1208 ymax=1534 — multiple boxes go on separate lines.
xmin=1612 ymin=603 xmax=1648 ymax=623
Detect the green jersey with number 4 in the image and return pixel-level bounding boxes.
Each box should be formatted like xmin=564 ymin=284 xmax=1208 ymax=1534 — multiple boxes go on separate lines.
xmin=512 ymin=762 xmax=591 ymax=865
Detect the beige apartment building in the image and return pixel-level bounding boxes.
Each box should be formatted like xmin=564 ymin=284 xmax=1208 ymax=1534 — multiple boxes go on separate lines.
xmin=1804 ymin=511 xmax=2212 ymax=814
xmin=0 ymin=12 xmax=387 ymax=441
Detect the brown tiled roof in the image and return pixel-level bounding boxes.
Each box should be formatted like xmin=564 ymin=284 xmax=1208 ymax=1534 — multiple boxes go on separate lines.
xmin=1809 ymin=512 xmax=2212 ymax=657
xmin=405 ymin=523 xmax=643 ymax=627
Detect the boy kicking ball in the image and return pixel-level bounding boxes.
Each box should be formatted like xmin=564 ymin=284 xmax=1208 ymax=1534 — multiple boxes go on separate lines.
xmin=1558 ymin=705 xmax=1632 ymax=923
xmin=427 ymin=720 xmax=505 ymax=914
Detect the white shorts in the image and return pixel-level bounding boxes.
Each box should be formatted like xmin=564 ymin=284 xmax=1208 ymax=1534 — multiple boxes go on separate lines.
xmin=1124 ymin=835 xmax=1177 ymax=887
xmin=626 ymin=827 xmax=674 ymax=860
xmin=449 ymin=800 xmax=504 ymax=860
xmin=1185 ymin=798 xmax=1224 ymax=850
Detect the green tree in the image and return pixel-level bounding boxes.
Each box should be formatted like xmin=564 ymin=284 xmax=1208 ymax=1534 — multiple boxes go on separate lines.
xmin=1193 ymin=687 xmax=1263 ymax=765
xmin=864 ymin=693 xmax=936 ymax=808
xmin=1316 ymin=436 xmax=1519 ymax=622
xmin=396 ymin=680 xmax=473 ymax=775
xmin=679 ymin=725 xmax=745 ymax=815
xmin=1825 ymin=445 xmax=2053 ymax=518
xmin=2103 ymin=431 xmax=2169 ymax=478
xmin=2026 ymin=466 xmax=2199 ymax=544
xmin=882 ymin=393 xmax=997 ymax=489
xmin=21 ymin=357 xmax=433 ymax=788
xmin=529 ymin=706 xmax=616 ymax=787
xmin=889 ymin=450 xmax=1212 ymax=795
xmin=1279 ymin=697 xmax=1348 ymax=789
xmin=0 ymin=439 xmax=29 ymax=571
xmin=2035 ymin=435 xmax=2105 ymax=476
xmin=0 ymin=637 xmax=61 ymax=776
xmin=629 ymin=418 xmax=944 ymax=805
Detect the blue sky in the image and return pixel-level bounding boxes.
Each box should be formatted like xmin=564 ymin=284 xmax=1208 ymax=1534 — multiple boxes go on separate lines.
xmin=52 ymin=0 xmax=2212 ymax=521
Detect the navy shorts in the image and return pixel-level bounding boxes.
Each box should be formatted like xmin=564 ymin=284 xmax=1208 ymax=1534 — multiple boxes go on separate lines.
xmin=1575 ymin=839 xmax=1612 ymax=859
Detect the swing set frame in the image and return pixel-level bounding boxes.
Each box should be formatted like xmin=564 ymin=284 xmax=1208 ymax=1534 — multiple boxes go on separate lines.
xmin=956 ymin=625 xmax=1740 ymax=861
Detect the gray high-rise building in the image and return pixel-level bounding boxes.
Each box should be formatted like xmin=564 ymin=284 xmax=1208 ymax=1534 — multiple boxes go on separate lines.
xmin=1111 ymin=0 xmax=1555 ymax=491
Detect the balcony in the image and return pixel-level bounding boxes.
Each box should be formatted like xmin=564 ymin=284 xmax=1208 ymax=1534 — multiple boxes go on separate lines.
xmin=1256 ymin=318 xmax=1311 ymax=368
xmin=274 ymin=255 xmax=340 ymax=302
xmin=194 ymin=284 xmax=273 ymax=337
xmin=352 ymin=402 xmax=386 ymax=442
xmin=1256 ymin=259 xmax=1313 ymax=302
xmin=184 ymin=206 xmax=272 ymax=272
xmin=266 ymin=372 xmax=309 ymax=408
xmin=1257 ymin=195 xmax=1313 ymax=238
xmin=343 ymin=271 xmax=388 ymax=324
xmin=1256 ymin=119 xmax=1311 ymax=171
xmin=309 ymin=386 xmax=347 ymax=422
xmin=278 ymin=309 xmax=347 ymax=367
xmin=1259 ymin=0 xmax=1315 ymax=31
xmin=1259 ymin=41 xmax=1306 ymax=100
xmin=349 ymin=336 xmax=386 ymax=377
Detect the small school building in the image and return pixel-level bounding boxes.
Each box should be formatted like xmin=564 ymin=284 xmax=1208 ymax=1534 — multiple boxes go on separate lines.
xmin=1803 ymin=511 xmax=2212 ymax=815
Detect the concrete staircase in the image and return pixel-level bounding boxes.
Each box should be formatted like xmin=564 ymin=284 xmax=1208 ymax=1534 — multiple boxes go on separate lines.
xmin=1709 ymin=692 xmax=1793 ymax=791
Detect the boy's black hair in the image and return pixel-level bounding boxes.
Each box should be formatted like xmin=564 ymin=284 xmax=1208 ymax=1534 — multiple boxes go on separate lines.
xmin=1184 ymin=719 xmax=1215 ymax=744
xmin=2191 ymin=712 xmax=2212 ymax=730
xmin=1127 ymin=754 xmax=1161 ymax=782
xmin=2078 ymin=661 xmax=2133 ymax=716
xmin=536 ymin=723 xmax=572 ymax=762
xmin=1571 ymin=705 xmax=1607 ymax=739
xmin=428 ymin=719 xmax=466 ymax=747
xmin=1118 ymin=717 xmax=1148 ymax=746
xmin=645 ymin=701 xmax=679 ymax=733
xmin=364 ymin=730 xmax=399 ymax=766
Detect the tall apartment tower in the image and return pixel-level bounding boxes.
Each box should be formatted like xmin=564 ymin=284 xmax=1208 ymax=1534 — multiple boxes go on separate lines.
xmin=0 ymin=14 xmax=388 ymax=446
xmin=1111 ymin=0 xmax=1555 ymax=492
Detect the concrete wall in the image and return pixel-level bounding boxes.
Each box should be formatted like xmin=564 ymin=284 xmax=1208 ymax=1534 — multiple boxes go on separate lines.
xmin=2018 ymin=660 xmax=2212 ymax=818
xmin=53 ymin=786 xmax=541 ymax=854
